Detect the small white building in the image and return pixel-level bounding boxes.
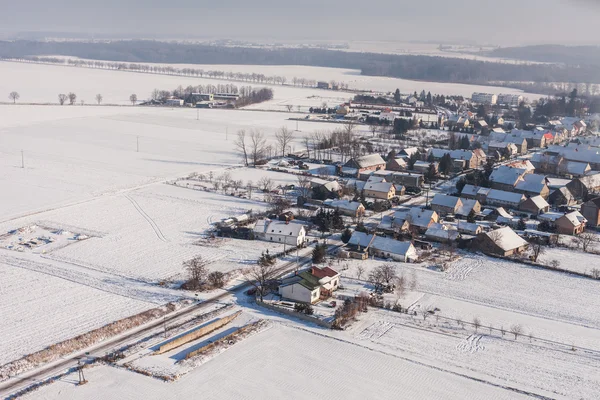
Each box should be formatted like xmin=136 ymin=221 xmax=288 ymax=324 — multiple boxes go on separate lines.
xmin=348 ymin=232 xmax=417 ymax=262
xmin=279 ymin=266 xmax=340 ymax=304
xmin=166 ymin=98 xmax=184 ymax=106
xmin=253 ymin=219 xmax=306 ymax=246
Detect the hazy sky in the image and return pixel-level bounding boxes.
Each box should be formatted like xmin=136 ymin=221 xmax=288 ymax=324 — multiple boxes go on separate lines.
xmin=1 ymin=0 xmax=599 ymax=45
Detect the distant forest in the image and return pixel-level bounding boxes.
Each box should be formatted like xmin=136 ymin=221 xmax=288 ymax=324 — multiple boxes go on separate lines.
xmin=2 ymin=40 xmax=600 ymax=89
xmin=488 ymin=45 xmax=600 ymax=67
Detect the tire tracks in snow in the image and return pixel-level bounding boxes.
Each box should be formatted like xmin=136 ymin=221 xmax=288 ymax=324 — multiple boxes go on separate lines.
xmin=125 ymin=194 xmax=168 ymax=242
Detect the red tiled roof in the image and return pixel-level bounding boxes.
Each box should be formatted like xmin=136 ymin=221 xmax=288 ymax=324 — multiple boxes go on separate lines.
xmin=310 ymin=266 xmax=339 ymax=279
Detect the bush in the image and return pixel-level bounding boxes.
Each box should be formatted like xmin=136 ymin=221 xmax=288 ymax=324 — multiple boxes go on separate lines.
xmin=294 ymin=303 xmax=314 ymax=315
xmin=207 ymin=271 xmax=226 ymax=289
xmin=341 ymin=228 xmax=353 ymax=244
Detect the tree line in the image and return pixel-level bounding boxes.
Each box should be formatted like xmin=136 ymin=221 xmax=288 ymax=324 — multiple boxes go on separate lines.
xmin=8 ymin=55 xmax=347 ymax=90
xmin=2 ymin=40 xmax=600 ymax=92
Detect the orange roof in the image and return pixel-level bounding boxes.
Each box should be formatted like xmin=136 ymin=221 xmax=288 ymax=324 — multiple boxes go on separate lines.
xmin=310 ymin=266 xmax=338 ymax=279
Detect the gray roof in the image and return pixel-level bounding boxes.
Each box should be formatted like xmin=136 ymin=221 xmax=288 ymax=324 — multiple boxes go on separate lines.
xmin=353 ymin=154 xmax=386 ymax=168
xmin=349 ymin=232 xmax=415 ymax=257
xmin=431 ymin=194 xmax=461 ymax=209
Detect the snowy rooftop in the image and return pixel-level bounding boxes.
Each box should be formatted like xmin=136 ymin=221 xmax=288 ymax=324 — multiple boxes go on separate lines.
xmin=348 ymin=231 xmax=414 ymax=256
xmin=489 ymin=166 xmax=528 ymax=186
xmin=514 ymin=174 xmax=548 ymax=194
xmin=484 ymin=227 xmax=528 ymax=251
xmin=253 ymin=219 xmax=305 ymax=236
xmin=526 ymin=195 xmax=549 ymax=209
xmin=431 ymin=194 xmax=461 ymax=209
xmin=364 ymin=181 xmax=394 ymax=193
xmin=353 ymin=154 xmax=386 ymax=168
xmin=486 ymin=189 xmax=525 ymax=204
xmin=323 ymin=199 xmax=363 ymax=212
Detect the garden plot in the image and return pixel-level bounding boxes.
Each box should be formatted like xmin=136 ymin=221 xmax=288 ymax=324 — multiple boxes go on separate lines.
xmin=354 ymin=309 xmax=600 ymax=399
xmin=538 ymin=246 xmax=600 ymax=276
xmin=123 ymin=311 xmax=261 ymax=379
xmin=0 ymin=224 xmax=91 ymax=253
xmin=29 ymin=324 xmax=531 ymax=400
xmin=0 ymin=263 xmax=151 ymax=365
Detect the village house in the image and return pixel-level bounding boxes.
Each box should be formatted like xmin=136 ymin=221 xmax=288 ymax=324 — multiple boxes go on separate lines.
xmin=430 ymin=194 xmax=462 ymax=216
xmin=488 ymin=141 xmax=518 ymax=158
xmin=539 ymin=211 xmax=587 ymax=235
xmin=392 ymin=208 xmax=439 ymax=234
xmin=343 ymin=154 xmax=386 ymax=177
xmin=457 ymin=221 xmax=484 ymax=235
xmin=387 ymin=172 xmax=424 ymax=188
xmin=322 ymin=199 xmax=366 ymax=218
xmin=455 ymin=198 xmax=481 ymax=218
xmin=548 ymin=187 xmax=576 ymax=207
xmin=348 ymin=231 xmax=417 ymax=262
xmin=253 ymin=219 xmax=306 ymax=246
xmin=519 ymin=195 xmax=550 ymax=215
xmin=428 ymin=149 xmax=486 ymax=170
xmin=386 ymin=157 xmax=407 ymax=172
xmin=279 ymin=266 xmax=340 ymax=304
xmin=474 ymin=226 xmax=529 ymax=257
xmin=413 ymin=160 xmax=437 ymax=174
xmin=364 ymin=181 xmax=396 ymax=200
xmin=309 ymin=178 xmax=342 ymax=198
xmin=514 ymin=174 xmax=550 ymax=199
xmin=425 ymin=223 xmax=460 ymax=243
xmin=581 ymin=197 xmax=600 ymax=227
xmin=566 ymin=173 xmax=600 ymax=200
xmin=489 ymin=166 xmax=531 ymax=192
xmin=483 ymin=189 xmax=526 ymax=210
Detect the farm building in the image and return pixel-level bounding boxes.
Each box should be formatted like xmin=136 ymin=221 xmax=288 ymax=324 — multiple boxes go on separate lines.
xmin=431 ymin=194 xmax=462 ymax=216
xmin=343 ymin=154 xmax=386 ymax=176
xmin=548 ymin=187 xmax=576 ymax=206
xmin=392 ymin=208 xmax=439 ymax=234
xmin=253 ymin=219 xmax=306 ymax=246
xmin=425 ymin=223 xmax=460 ymax=243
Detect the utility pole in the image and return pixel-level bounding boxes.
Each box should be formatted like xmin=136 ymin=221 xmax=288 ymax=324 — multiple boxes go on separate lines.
xmin=296 ymin=119 xmax=299 ymax=132
xmin=77 ymin=360 xmax=88 ymax=385
xmin=21 ymin=150 xmax=24 ymax=168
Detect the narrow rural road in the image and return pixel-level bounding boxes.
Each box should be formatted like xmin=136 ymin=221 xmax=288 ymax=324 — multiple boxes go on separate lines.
xmin=0 ymin=242 xmax=342 ymax=398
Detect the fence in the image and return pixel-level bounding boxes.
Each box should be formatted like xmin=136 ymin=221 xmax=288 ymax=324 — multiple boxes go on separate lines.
xmin=256 ymin=301 xmax=332 ymax=329
xmin=183 ymin=320 xmax=265 ymax=360
xmin=154 ymin=311 xmax=241 ymax=355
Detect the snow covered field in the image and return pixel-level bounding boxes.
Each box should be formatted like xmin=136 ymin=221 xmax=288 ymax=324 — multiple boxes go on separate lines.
xmin=0 ymin=60 xmax=542 ymax=108
xmin=0 ymin=105 xmax=335 ymax=221
xmin=26 ymin=324 xmax=532 ymax=400
xmin=0 ymin=263 xmax=151 ymax=365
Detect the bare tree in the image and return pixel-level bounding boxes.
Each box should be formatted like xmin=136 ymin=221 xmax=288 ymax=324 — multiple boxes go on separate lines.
xmin=303 ymin=135 xmax=311 ymax=159
xmin=356 ymin=264 xmax=365 ymax=280
xmin=58 ymin=93 xmax=68 ymax=105
xmin=234 ymin=130 xmax=249 ymax=166
xmin=231 ymin=180 xmax=243 ymax=193
xmin=395 ymin=274 xmax=407 ymax=299
xmin=268 ymin=196 xmax=292 ymax=215
xmin=257 ymin=176 xmax=274 ymax=192
xmin=472 ymin=316 xmax=481 ymax=333
xmin=249 ymin=130 xmax=267 ymax=165
xmin=510 ymin=324 xmax=523 ymax=340
xmin=68 ymin=92 xmax=77 ymax=105
xmin=248 ymin=262 xmax=277 ymax=302
xmin=151 ymin=88 xmax=160 ymax=100
xmin=368 ymin=122 xmax=378 ymax=137
xmin=500 ymin=326 xmax=506 ymax=337
xmin=550 ymin=259 xmax=561 ymax=269
xmin=577 ymin=232 xmax=595 ymax=253
xmin=130 ymin=94 xmax=138 ymax=105
xmin=184 ymin=256 xmax=209 ymax=287
xmin=530 ymin=242 xmax=545 ymax=262
xmin=95 ymin=94 xmax=103 ymax=105
xmin=297 ymin=175 xmax=312 ymax=198
xmin=378 ymin=264 xmax=397 ymax=287
xmin=528 ymin=332 xmax=534 ymax=343
xmin=8 ymin=91 xmax=20 ymax=103
xmin=275 ymin=126 xmax=294 ymax=157
xmin=286 ymin=104 xmax=293 ymax=112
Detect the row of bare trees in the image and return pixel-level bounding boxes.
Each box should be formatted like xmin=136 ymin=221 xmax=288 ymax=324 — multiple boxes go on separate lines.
xmin=234 ymin=126 xmax=297 ymax=166
xmin=19 ymin=56 xmax=351 ymax=89
xmin=183 ymin=256 xmax=226 ymax=291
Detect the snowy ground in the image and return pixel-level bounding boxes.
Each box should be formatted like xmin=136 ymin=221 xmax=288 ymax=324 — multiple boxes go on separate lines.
xmin=0 ymin=263 xmax=151 ymax=365
xmin=538 ymin=247 xmax=600 ymax=276
xmin=0 ymin=105 xmax=336 ymax=221
xmin=25 ymin=324 xmax=532 ymax=400
xmin=0 ymin=60 xmax=543 ymax=107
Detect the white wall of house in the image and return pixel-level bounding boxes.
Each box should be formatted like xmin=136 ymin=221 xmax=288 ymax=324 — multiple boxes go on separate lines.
xmin=279 ymin=284 xmax=319 ymax=303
